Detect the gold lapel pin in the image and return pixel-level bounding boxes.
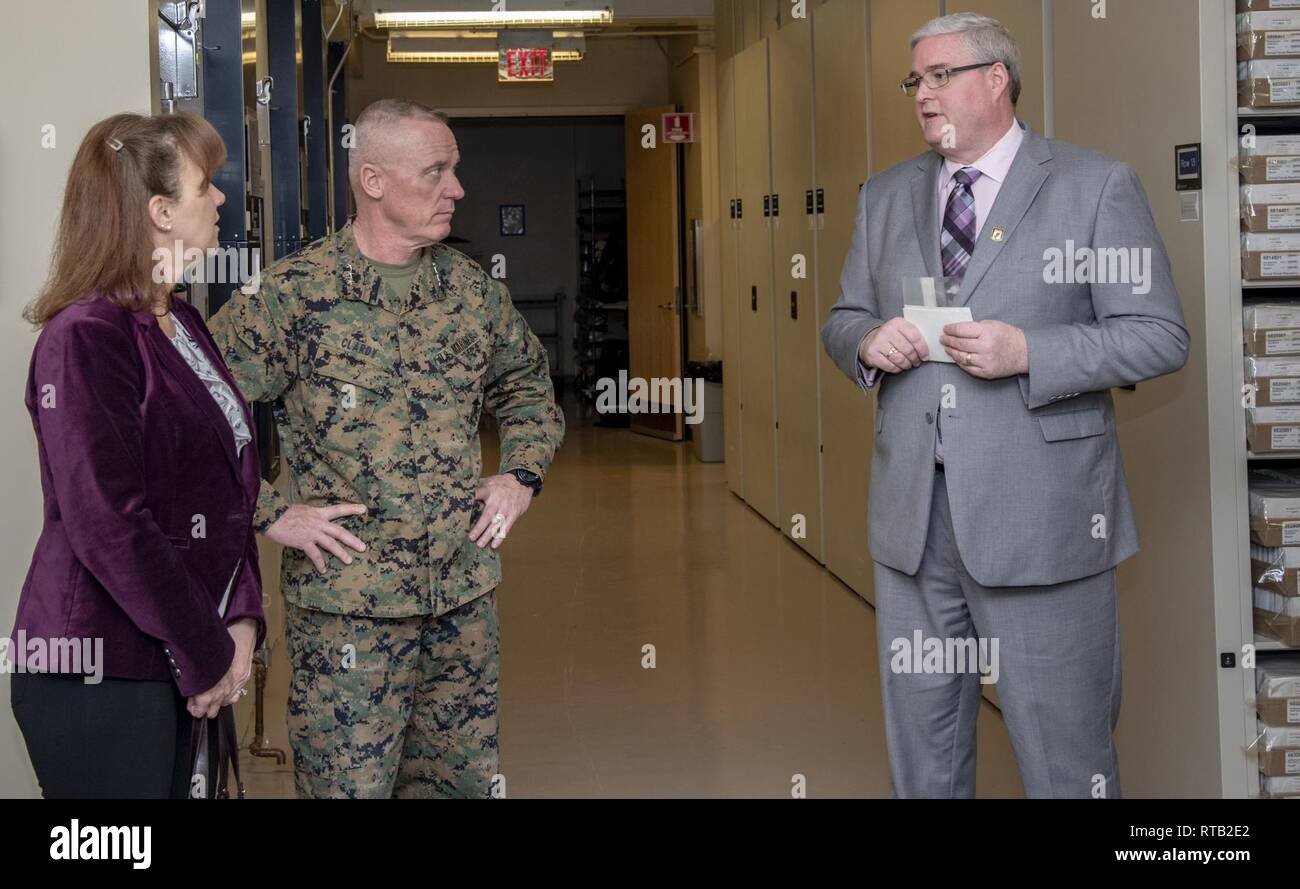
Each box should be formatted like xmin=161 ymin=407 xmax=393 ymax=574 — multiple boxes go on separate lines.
xmin=990 ymin=228 xmax=1004 ymax=242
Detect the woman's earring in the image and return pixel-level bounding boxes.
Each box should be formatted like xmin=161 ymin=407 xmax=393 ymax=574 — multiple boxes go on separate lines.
xmin=161 ymin=224 xmax=173 ymax=232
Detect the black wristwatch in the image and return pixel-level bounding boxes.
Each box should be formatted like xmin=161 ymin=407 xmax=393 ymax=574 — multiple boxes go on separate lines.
xmin=506 ymin=468 xmax=543 ymax=497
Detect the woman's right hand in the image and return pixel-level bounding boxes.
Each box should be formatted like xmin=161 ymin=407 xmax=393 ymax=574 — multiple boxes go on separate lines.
xmin=188 ymin=664 xmax=241 ymax=719
xmin=264 ymin=503 xmax=367 ymax=573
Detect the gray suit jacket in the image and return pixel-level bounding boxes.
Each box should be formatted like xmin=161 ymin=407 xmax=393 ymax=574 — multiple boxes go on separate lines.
xmin=821 ymin=123 xmax=1189 ymax=587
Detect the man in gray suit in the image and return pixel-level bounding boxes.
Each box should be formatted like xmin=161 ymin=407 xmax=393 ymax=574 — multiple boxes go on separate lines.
xmin=821 ymin=13 xmax=1188 ymax=798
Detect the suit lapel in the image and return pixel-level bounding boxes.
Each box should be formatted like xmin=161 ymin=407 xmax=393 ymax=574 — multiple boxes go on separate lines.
xmin=177 ymin=301 xmax=255 ymax=438
xmin=183 ymin=305 xmax=264 ymax=507
xmin=144 ymin=314 xmax=242 ymax=479
xmin=911 ymin=152 xmax=944 ymax=281
xmin=174 ymin=301 xmax=264 ymax=504
xmin=956 ymin=125 xmax=1053 ymax=306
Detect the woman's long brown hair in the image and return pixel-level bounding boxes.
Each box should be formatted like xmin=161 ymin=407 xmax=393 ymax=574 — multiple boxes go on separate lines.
xmin=23 ymin=111 xmax=227 ymax=327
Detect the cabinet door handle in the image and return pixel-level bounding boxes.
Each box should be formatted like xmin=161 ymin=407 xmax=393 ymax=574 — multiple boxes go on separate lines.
xmin=751 ymin=285 xmax=758 ymax=312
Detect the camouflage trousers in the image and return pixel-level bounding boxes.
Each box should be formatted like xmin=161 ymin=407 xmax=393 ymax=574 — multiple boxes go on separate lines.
xmin=285 ymin=590 xmax=499 ymax=798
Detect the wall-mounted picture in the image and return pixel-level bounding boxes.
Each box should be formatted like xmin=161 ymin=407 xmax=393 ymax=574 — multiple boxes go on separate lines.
xmin=500 ymin=203 xmax=525 ymax=236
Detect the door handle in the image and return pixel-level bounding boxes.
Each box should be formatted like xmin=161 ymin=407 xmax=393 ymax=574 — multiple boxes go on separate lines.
xmin=657 ymin=286 xmax=680 ymax=313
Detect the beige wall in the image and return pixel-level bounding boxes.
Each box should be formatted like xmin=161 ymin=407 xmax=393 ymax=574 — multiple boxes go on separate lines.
xmin=0 ymin=0 xmax=156 ymax=798
xmin=347 ymin=35 xmax=673 ymax=118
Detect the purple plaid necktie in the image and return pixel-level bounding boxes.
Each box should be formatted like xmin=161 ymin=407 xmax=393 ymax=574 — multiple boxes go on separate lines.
xmin=941 ymin=167 xmax=982 ymax=281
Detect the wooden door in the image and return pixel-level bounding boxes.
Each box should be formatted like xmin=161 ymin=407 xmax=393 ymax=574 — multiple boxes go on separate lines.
xmin=625 ymin=105 xmax=685 ymax=440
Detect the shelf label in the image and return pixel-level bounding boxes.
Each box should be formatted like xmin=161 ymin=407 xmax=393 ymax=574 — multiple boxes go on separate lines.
xmin=1269 ymin=79 xmax=1300 ymax=103
xmin=1265 ymin=32 xmax=1300 ymax=56
xmin=1271 ymin=378 xmax=1300 ymax=401
xmin=1266 ymin=330 xmax=1300 ymax=353
xmin=1260 ymin=251 xmax=1300 ymax=276
xmin=1268 ymin=205 xmax=1300 ymax=228
xmin=1267 ymin=157 xmax=1300 ymax=180
xmin=1272 ymin=426 xmax=1300 ymax=449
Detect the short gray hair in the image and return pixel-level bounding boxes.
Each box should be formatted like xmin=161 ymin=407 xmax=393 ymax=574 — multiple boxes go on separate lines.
xmin=348 ymin=98 xmax=450 ymax=185
xmin=910 ymin=13 xmax=1021 ymax=105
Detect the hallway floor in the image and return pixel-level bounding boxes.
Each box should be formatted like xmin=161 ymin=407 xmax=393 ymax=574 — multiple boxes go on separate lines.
xmin=238 ymin=398 xmax=1024 ymax=798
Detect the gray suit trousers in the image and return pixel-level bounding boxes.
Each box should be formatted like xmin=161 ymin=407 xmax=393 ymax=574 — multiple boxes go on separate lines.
xmin=874 ymin=469 xmax=1123 ymax=799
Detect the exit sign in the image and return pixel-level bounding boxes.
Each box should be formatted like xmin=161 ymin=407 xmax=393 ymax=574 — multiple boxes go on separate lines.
xmin=499 ymin=47 xmax=553 ymax=82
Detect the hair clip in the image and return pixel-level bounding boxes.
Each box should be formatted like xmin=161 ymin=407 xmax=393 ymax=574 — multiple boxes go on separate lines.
xmin=106 ymin=137 xmax=124 ymax=152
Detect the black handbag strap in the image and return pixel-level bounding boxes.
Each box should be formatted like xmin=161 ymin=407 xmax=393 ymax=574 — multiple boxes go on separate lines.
xmin=219 ymin=705 xmax=245 ymax=799
xmin=188 ymin=713 xmax=209 ymax=799
xmin=189 ymin=705 xmax=246 ymax=799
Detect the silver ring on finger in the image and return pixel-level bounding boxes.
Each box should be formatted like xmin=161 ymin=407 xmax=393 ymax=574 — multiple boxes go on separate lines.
xmin=492 ymin=513 xmax=505 ymax=524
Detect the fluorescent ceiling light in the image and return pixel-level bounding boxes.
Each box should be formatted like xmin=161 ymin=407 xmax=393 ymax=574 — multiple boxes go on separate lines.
xmin=387 ymin=30 xmax=586 ymax=39
xmin=387 ymin=48 xmax=583 ymax=63
xmin=390 ymin=50 xmax=500 ymax=63
xmin=387 ymin=31 xmax=584 ymax=63
xmin=374 ymin=9 xmax=612 ymax=28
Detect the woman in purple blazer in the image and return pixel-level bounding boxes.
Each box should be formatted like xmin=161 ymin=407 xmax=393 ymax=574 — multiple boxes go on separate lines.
xmin=8 ymin=112 xmax=266 ymax=798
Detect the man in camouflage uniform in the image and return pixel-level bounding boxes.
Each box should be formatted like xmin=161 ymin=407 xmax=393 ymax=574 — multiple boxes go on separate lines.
xmin=209 ymin=98 xmax=563 ymax=798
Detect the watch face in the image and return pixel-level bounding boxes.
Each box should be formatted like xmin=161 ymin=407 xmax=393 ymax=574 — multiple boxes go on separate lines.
xmin=513 ymin=469 xmax=540 ymax=485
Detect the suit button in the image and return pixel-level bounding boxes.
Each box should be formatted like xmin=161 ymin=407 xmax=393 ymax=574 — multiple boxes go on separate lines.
xmin=925 ymin=412 xmax=934 ymax=424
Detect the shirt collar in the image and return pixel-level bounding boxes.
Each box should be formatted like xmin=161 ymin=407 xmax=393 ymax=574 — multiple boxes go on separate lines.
xmin=939 ymin=118 xmax=1025 ymax=189
xmin=334 ymin=221 xmax=445 ymax=314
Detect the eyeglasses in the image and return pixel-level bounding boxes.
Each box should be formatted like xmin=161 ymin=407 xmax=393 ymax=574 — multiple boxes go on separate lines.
xmin=899 ymin=62 xmax=996 ymax=97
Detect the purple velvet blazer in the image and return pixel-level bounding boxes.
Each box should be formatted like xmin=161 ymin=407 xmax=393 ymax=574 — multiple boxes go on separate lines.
xmin=9 ymin=295 xmax=266 ymax=697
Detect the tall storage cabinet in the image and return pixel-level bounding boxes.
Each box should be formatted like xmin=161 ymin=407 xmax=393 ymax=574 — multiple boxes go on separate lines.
xmin=735 ymin=41 xmax=780 ymax=525
xmin=813 ymin=0 xmax=874 ymax=599
xmin=771 ymin=18 xmax=824 ymax=558
xmin=719 ymin=57 xmax=744 ymax=497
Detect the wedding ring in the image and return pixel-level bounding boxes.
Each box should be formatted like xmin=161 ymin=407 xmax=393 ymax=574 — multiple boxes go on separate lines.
xmin=237 ymin=687 xmax=248 ymax=698
xmin=885 ymin=345 xmax=899 ymax=357
xmin=492 ymin=513 xmax=505 ymax=524
xmin=963 ymin=352 xmax=973 ymax=366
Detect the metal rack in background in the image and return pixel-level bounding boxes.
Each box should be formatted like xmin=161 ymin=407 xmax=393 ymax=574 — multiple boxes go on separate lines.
xmin=574 ymin=178 xmax=628 ymax=406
